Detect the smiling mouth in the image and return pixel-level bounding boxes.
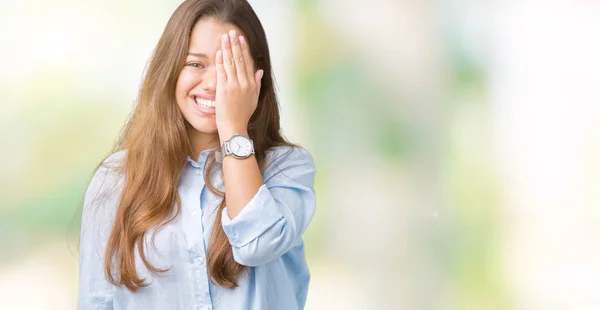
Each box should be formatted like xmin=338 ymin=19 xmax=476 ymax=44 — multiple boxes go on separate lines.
xmin=193 ymin=96 xmax=215 ymax=109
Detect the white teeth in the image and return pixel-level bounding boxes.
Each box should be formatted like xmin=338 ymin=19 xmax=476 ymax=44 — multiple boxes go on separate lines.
xmin=194 ymin=97 xmax=215 ymax=108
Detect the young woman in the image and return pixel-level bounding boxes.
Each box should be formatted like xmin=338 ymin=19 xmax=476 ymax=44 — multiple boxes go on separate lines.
xmin=78 ymin=1 xmax=316 ymax=309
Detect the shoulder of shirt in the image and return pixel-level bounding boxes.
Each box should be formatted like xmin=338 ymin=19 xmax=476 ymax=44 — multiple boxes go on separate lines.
xmin=265 ymin=145 xmax=313 ymax=162
xmin=101 ymin=149 xmax=127 ymax=168
xmin=262 ymin=145 xmax=314 ymax=176
xmin=88 ymin=150 xmax=127 ymax=198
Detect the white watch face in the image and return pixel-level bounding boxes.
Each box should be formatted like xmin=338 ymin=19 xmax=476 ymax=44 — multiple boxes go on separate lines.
xmin=229 ymin=135 xmax=253 ymax=157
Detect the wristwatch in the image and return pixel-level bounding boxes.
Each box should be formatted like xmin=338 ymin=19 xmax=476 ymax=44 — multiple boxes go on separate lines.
xmin=215 ymin=134 xmax=255 ymax=163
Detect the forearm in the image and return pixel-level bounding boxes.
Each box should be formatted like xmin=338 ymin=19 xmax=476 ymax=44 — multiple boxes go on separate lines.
xmin=218 ymin=146 xmax=317 ymax=266
xmin=219 ymin=129 xmax=264 ymax=219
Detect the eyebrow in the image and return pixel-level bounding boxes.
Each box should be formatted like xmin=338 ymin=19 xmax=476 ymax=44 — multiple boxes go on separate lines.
xmin=188 ymin=53 xmax=209 ymax=58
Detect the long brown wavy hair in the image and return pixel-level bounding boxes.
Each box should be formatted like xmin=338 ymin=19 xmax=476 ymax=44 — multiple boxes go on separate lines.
xmin=96 ymin=0 xmax=294 ymax=292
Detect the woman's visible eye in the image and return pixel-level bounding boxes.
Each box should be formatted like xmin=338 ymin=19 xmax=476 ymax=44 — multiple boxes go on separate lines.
xmin=188 ymin=62 xmax=205 ymax=68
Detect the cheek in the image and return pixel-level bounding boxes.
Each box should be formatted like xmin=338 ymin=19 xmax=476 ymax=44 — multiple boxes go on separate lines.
xmin=175 ymin=75 xmax=192 ymax=114
xmin=175 ymin=70 xmax=198 ymax=99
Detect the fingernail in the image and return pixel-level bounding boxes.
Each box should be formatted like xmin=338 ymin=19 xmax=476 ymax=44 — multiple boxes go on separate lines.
xmin=222 ymin=34 xmax=228 ymax=41
xmin=229 ymin=29 xmax=236 ymax=37
xmin=239 ymin=36 xmax=245 ymax=45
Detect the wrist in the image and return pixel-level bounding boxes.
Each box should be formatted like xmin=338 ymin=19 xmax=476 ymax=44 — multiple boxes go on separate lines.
xmin=219 ymin=126 xmax=249 ymax=145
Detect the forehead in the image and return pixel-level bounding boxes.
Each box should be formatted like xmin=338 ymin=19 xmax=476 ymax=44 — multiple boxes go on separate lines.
xmin=189 ymin=17 xmax=244 ymax=54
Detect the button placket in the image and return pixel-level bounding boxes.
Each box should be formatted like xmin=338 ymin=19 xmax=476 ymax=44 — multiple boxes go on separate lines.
xmin=194 ymin=268 xmax=202 ymax=278
xmin=186 ymin=153 xmax=214 ymax=309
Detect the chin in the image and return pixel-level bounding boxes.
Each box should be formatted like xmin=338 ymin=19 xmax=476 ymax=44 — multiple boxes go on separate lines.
xmin=188 ymin=119 xmax=218 ymax=134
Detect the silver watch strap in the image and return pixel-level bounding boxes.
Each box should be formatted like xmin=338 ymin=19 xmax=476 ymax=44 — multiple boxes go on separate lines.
xmin=215 ymin=142 xmax=229 ymax=163
xmin=215 ymin=150 xmax=224 ymax=163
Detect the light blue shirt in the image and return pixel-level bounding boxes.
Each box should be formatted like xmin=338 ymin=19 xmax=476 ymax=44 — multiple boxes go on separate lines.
xmin=78 ymin=146 xmax=316 ymax=310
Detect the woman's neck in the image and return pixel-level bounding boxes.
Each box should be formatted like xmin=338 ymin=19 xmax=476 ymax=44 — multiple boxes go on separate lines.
xmin=188 ymin=130 xmax=220 ymax=161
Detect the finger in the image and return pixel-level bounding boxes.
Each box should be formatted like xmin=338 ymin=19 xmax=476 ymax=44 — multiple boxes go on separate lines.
xmin=215 ymin=50 xmax=226 ymax=88
xmin=220 ymin=33 xmax=236 ymax=83
xmin=254 ymin=69 xmax=264 ymax=96
xmin=239 ymin=35 xmax=255 ymax=84
xmin=228 ymin=30 xmax=248 ymax=87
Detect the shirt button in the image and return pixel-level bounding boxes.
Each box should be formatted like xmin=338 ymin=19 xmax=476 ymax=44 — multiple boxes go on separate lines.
xmin=196 ymin=257 xmax=205 ymax=265
xmin=196 ymin=168 xmax=203 ymax=175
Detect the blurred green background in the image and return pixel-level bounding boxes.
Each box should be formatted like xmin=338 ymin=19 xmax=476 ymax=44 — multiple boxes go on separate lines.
xmin=2 ymin=1 xmax=600 ymax=309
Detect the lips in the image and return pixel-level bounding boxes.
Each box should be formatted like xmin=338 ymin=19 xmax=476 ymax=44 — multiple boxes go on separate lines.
xmin=192 ymin=95 xmax=215 ymax=115
xmin=194 ymin=96 xmax=215 ymax=108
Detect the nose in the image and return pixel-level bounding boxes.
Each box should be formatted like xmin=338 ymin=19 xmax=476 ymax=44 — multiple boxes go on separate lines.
xmin=200 ymin=66 xmax=217 ymax=93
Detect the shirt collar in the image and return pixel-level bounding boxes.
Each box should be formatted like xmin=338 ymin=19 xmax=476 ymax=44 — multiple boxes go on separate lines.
xmin=186 ymin=147 xmax=218 ymax=167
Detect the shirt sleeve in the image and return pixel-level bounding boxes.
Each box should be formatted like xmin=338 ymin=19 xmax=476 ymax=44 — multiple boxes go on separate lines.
xmin=221 ymin=146 xmax=317 ymax=267
xmin=78 ymin=155 xmax=122 ymax=309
